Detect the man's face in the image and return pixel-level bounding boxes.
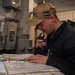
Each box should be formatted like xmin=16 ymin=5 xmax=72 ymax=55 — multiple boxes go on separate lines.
xmin=36 ymin=18 xmax=53 ymax=35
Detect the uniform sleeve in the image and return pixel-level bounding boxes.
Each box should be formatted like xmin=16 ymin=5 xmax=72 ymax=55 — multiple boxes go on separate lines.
xmin=34 ymin=46 xmax=43 ymax=55
xmin=46 ymin=54 xmax=74 ymax=75
xmin=34 ymin=46 xmax=48 ymax=55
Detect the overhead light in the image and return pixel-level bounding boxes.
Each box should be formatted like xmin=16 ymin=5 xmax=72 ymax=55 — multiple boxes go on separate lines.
xmin=12 ymin=1 xmax=16 ymax=4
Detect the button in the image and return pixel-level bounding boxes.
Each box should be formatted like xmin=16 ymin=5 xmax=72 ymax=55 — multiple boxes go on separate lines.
xmin=50 ymin=52 xmax=52 ymax=55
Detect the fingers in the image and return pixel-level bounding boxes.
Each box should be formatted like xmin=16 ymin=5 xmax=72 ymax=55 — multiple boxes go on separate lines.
xmin=36 ymin=35 xmax=46 ymax=48
xmin=27 ymin=59 xmax=37 ymax=63
xmin=27 ymin=56 xmax=36 ymax=60
xmin=27 ymin=54 xmax=39 ymax=61
xmin=27 ymin=55 xmax=37 ymax=63
xmin=26 ymin=54 xmax=48 ymax=64
xmin=38 ymin=41 xmax=46 ymax=48
xmin=37 ymin=39 xmax=45 ymax=42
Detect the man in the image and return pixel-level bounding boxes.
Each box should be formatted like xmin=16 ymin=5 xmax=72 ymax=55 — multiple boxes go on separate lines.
xmin=26 ymin=2 xmax=75 ymax=75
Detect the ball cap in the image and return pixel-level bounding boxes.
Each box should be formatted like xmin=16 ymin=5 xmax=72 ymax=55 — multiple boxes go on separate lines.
xmin=26 ymin=3 xmax=56 ymax=26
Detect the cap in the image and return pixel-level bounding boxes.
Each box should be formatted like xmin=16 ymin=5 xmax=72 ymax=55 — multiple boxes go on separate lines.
xmin=26 ymin=3 xmax=56 ymax=26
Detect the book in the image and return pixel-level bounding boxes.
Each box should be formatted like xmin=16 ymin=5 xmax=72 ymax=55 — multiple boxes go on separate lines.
xmin=2 ymin=54 xmax=33 ymax=61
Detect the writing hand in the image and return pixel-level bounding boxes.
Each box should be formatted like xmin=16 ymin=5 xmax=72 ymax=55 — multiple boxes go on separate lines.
xmin=27 ymin=54 xmax=48 ymax=64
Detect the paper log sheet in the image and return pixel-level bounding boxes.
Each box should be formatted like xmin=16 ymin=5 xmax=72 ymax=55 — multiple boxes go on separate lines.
xmin=4 ymin=61 xmax=60 ymax=75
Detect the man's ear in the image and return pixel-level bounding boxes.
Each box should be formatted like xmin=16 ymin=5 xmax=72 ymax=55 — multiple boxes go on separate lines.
xmin=50 ymin=15 xmax=55 ymax=22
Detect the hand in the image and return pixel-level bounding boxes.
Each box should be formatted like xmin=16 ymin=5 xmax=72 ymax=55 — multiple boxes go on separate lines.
xmin=36 ymin=36 xmax=46 ymax=49
xmin=27 ymin=54 xmax=48 ymax=64
xmin=37 ymin=39 xmax=46 ymax=49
